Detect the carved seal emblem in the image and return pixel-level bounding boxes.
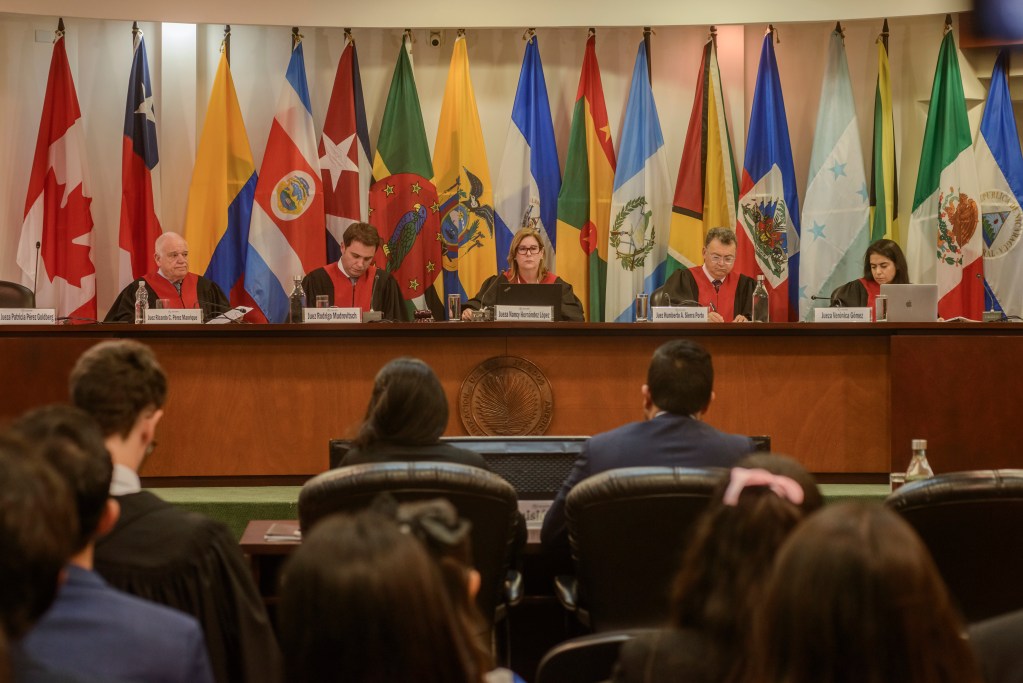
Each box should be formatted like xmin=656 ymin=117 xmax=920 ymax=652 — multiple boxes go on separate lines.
xmin=459 ymin=356 xmax=553 ymax=436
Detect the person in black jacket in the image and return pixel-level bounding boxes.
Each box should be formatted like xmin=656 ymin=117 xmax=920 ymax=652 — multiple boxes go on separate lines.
xmin=830 ymin=238 xmax=909 ymax=312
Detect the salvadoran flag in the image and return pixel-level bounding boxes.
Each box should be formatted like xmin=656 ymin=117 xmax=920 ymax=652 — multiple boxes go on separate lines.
xmin=245 ymin=37 xmax=325 ymax=323
xmin=494 ymin=33 xmax=561 ymax=273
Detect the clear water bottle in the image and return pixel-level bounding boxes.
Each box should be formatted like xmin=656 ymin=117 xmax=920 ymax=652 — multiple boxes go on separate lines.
xmin=906 ymin=438 xmax=935 ymax=482
xmin=752 ymin=275 xmax=769 ymax=323
xmin=288 ymin=276 xmax=306 ymax=324
xmin=134 ymin=281 xmax=148 ymax=324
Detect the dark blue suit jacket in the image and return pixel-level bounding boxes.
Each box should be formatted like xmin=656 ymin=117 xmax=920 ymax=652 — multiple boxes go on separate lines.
xmin=22 ymin=565 xmax=214 ymax=683
xmin=540 ymin=412 xmax=754 ymax=555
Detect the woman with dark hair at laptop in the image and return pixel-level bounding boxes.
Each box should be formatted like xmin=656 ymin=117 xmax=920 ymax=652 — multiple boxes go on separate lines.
xmin=830 ymin=238 xmax=909 ymax=311
xmin=461 ymin=227 xmax=584 ymax=321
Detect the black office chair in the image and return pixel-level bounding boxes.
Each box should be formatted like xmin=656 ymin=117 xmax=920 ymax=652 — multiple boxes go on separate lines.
xmin=556 ymin=466 xmax=723 ymax=631
xmin=535 ymin=629 xmax=656 ymax=683
xmin=299 ymin=461 xmax=521 ymax=629
xmin=886 ymin=469 xmax=1023 ymax=622
xmin=0 ymin=280 xmax=34 ymax=307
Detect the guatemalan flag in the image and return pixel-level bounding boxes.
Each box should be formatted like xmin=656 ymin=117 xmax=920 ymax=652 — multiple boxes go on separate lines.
xmin=605 ymin=40 xmax=671 ymax=322
xmin=245 ymin=35 xmax=325 ymax=323
xmin=494 ymin=33 xmax=561 ymax=273
xmin=735 ymin=29 xmax=801 ymax=322
xmin=118 ymin=26 xmax=162 ymax=291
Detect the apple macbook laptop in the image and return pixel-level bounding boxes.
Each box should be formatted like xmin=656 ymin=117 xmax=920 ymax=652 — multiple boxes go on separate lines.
xmin=880 ymin=284 xmax=938 ymax=322
xmin=495 ymin=283 xmax=562 ymax=320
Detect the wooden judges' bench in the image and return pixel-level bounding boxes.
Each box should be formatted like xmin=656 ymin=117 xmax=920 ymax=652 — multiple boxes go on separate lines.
xmin=1 ymin=322 xmax=1020 ymax=479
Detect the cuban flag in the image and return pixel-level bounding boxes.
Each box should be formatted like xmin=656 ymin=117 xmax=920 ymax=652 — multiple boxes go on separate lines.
xmin=118 ymin=27 xmax=162 ymax=291
xmin=245 ymin=36 xmax=325 ymax=323
xmin=494 ymin=33 xmax=561 ymax=273
xmin=735 ymin=29 xmax=801 ymax=322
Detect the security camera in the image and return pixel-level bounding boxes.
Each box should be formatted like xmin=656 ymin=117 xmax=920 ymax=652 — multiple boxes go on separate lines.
xmin=429 ymin=31 xmax=441 ymax=47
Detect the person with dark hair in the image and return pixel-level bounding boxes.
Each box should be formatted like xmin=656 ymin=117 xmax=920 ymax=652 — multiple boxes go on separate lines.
xmin=613 ymin=454 xmax=822 ymax=683
xmin=278 ymin=510 xmax=480 ymax=683
xmin=461 ymin=227 xmax=584 ymax=321
xmin=829 ymin=238 xmax=910 ymax=311
xmin=541 ymin=339 xmax=754 ymax=558
xmin=651 ymin=227 xmax=755 ymax=322
xmin=302 ymin=221 xmax=408 ymax=321
xmin=750 ymin=502 xmax=981 ymax=683
xmin=13 ymin=405 xmax=214 ymax=683
xmin=70 ymin=339 xmax=282 ymax=683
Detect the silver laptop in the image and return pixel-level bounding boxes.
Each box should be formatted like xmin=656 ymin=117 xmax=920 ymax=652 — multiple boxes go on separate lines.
xmin=881 ymin=284 xmax=938 ymax=322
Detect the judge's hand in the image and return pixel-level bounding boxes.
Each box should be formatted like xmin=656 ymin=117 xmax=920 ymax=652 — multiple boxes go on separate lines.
xmin=461 ymin=308 xmax=475 ymax=321
xmin=733 ymin=314 xmax=749 ymax=323
xmin=708 ymin=311 xmax=725 ymax=323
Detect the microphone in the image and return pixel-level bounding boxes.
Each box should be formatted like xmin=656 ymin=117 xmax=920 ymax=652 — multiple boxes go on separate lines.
xmin=467 ymin=275 xmax=504 ymax=319
xmin=810 ymin=294 xmax=844 ymax=307
xmin=32 ymin=241 xmax=40 ymax=307
xmin=199 ymin=299 xmax=250 ymax=324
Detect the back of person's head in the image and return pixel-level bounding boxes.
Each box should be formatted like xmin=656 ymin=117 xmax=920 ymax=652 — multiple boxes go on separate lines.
xmin=646 ymin=340 xmax=713 ymax=415
xmin=671 ymin=455 xmax=821 ymax=679
xmin=0 ymin=433 xmax=76 ymax=641
xmin=752 ymin=502 xmax=980 ymax=683
xmin=9 ymin=405 xmax=112 ymax=552
xmin=355 ymin=358 xmax=448 ymax=448
xmin=278 ymin=510 xmax=478 ymax=683
xmin=69 ymin=340 xmax=167 ymax=438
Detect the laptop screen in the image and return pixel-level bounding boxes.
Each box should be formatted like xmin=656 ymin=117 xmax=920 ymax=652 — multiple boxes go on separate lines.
xmin=880 ymin=284 xmax=939 ymax=322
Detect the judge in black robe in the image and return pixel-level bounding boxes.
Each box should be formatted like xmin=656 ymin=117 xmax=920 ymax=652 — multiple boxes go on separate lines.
xmin=105 ymin=275 xmax=229 ymax=322
xmin=301 ymin=265 xmax=407 ymax=322
xmin=829 ymin=238 xmax=910 ymax=315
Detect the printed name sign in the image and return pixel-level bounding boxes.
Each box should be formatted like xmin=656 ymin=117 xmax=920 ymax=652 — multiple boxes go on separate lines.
xmin=144 ymin=309 xmax=203 ymax=324
xmin=813 ymin=307 xmax=872 ymax=323
xmin=494 ymin=305 xmax=554 ymax=322
xmin=303 ymin=307 xmax=362 ymax=323
xmin=651 ymin=306 xmax=710 ymax=323
xmin=0 ymin=308 xmax=56 ymax=325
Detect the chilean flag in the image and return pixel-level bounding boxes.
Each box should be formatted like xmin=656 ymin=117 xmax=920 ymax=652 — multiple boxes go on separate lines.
xmin=118 ymin=28 xmax=162 ymax=290
xmin=17 ymin=26 xmax=96 ymax=322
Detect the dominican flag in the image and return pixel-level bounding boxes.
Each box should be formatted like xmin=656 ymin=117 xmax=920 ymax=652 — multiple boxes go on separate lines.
xmin=735 ymin=29 xmax=800 ymax=322
xmin=975 ymin=50 xmax=1023 ymax=318
xmin=494 ymin=33 xmax=561 ymax=273
xmin=118 ymin=27 xmax=162 ymax=291
xmin=320 ymin=32 xmax=371 ymax=263
xmin=245 ymin=36 xmax=325 ymax=323
xmin=17 ymin=25 xmax=96 ymax=321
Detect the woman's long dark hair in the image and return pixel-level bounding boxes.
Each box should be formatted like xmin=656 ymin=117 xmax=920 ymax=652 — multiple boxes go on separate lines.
xmin=863 ymin=238 xmax=910 ymax=284
xmin=353 ymin=358 xmax=448 ymax=449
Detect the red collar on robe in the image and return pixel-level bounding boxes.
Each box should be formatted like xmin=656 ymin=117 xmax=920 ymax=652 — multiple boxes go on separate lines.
xmin=327 ymin=262 xmax=376 ymax=310
xmin=690 ymin=267 xmax=740 ymax=320
xmin=144 ymin=272 xmax=200 ymax=309
xmin=503 ymin=270 xmax=558 ymax=285
xmin=860 ymin=277 xmax=881 ymax=319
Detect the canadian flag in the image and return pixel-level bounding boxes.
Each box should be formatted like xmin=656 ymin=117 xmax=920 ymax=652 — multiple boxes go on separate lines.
xmin=17 ymin=28 xmax=96 ymax=322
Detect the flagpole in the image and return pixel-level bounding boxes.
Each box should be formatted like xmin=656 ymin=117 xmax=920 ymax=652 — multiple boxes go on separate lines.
xmin=944 ymin=13 xmax=953 ymax=34
xmin=880 ymin=18 xmax=890 ymax=51
xmin=643 ymin=26 xmax=652 ymax=83
xmin=55 ymin=17 xmax=64 ymax=40
xmin=292 ymin=26 xmax=300 ymax=50
xmin=224 ymin=25 xmax=231 ymax=65
xmin=709 ymin=24 xmax=717 ymax=46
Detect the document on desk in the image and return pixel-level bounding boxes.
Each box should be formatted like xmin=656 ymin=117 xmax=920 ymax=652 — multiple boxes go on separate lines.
xmin=263 ymin=521 xmax=301 ymax=542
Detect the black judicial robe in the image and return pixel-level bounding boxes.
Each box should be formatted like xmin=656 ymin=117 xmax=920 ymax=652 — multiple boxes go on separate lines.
xmin=301 ymin=265 xmax=408 ymax=322
xmin=463 ymin=273 xmax=585 ymax=322
xmin=651 ymin=267 xmax=756 ymax=320
xmin=104 ymin=275 xmax=229 ymax=323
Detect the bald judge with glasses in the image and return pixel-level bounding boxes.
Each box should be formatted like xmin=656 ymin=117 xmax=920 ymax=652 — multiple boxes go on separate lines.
xmin=652 ymin=227 xmax=754 ymax=323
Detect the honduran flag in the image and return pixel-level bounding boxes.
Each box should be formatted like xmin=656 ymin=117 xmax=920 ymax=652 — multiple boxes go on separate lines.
xmin=245 ymin=35 xmax=325 ymax=323
xmin=17 ymin=24 xmax=96 ymax=322
xmin=735 ymin=29 xmax=801 ymax=322
xmin=320 ymin=31 xmax=371 ymax=263
xmin=494 ymin=33 xmax=561 ymax=273
xmin=118 ymin=26 xmax=162 ymax=291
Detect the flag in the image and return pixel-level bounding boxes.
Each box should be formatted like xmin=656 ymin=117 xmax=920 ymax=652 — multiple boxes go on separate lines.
xmin=433 ymin=33 xmax=496 ymax=301
xmin=494 ymin=33 xmax=561 ymax=273
xmin=799 ymin=27 xmax=870 ymax=320
xmin=183 ymin=47 xmax=257 ymax=308
xmin=976 ymin=50 xmax=1022 ymax=318
xmin=605 ymin=40 xmax=671 ymax=322
xmin=668 ymin=34 xmax=738 ymax=276
xmin=320 ymin=32 xmax=371 ymax=263
xmin=118 ymin=27 xmax=162 ymax=291
xmin=555 ymin=33 xmax=616 ymax=321
xmin=370 ymin=34 xmax=441 ymax=313
xmin=869 ymin=19 xmax=900 ymax=244
xmin=245 ymin=36 xmax=325 ymax=323
xmin=906 ymin=28 xmax=982 ymax=320
xmin=735 ymin=30 xmax=801 ymax=322
xmin=17 ymin=27 xmax=96 ymax=321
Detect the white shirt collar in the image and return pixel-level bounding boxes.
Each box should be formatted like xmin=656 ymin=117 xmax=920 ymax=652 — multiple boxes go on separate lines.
xmin=702 ymin=264 xmax=721 ymax=283
xmin=110 ymin=463 xmax=142 ymax=496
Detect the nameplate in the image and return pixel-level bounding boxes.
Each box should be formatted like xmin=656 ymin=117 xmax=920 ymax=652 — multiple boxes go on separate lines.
xmin=0 ymin=308 xmax=56 ymax=325
xmin=814 ymin=307 xmax=872 ymax=323
xmin=651 ymin=306 xmax=709 ymax=323
xmin=494 ymin=305 xmax=554 ymax=322
xmin=144 ymin=308 xmax=203 ymax=324
xmin=303 ymin=307 xmax=362 ymax=323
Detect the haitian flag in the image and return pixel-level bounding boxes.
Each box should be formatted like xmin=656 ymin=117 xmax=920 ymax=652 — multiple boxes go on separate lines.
xmin=245 ymin=36 xmax=325 ymax=323
xmin=118 ymin=27 xmax=162 ymax=290
xmin=494 ymin=32 xmax=561 ymax=273
xmin=17 ymin=25 xmax=96 ymax=322
xmin=320 ymin=31 xmax=371 ymax=263
xmin=735 ymin=29 xmax=800 ymax=322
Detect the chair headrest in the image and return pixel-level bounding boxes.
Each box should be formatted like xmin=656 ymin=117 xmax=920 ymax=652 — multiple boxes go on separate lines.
xmin=886 ymin=469 xmax=1023 ymax=510
xmin=566 ymin=466 xmax=726 ymax=512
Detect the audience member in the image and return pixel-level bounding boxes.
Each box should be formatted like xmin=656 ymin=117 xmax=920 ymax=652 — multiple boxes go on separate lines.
xmin=612 ymin=454 xmax=821 ymax=683
xmin=69 ymin=340 xmax=281 ymax=683
xmin=278 ymin=510 xmax=479 ymax=683
xmin=750 ymin=502 xmax=980 ymax=683
xmin=13 ymin=405 xmax=214 ymax=683
xmin=541 ymin=339 xmax=755 ymax=557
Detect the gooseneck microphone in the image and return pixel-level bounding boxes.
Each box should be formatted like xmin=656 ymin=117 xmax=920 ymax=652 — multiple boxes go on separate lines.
xmin=810 ymin=294 xmax=844 ymax=307
xmin=32 ymin=241 xmax=41 ymax=306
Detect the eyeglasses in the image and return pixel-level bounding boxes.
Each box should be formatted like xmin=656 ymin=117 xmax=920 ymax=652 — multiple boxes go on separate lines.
xmin=516 ymin=245 xmax=542 ymax=255
xmin=707 ymin=254 xmax=735 ymax=265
